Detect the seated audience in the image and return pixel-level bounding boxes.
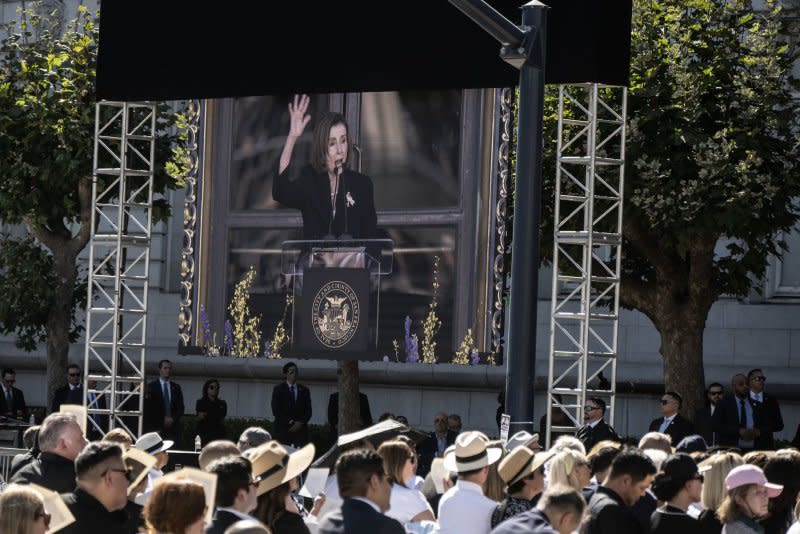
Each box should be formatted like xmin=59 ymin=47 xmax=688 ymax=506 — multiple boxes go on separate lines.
xmin=59 ymin=441 xmax=131 ymax=534
xmin=0 ymin=484 xmax=51 ymax=534
xmin=697 ymin=451 xmax=744 ymax=534
xmin=489 ymin=484 xmax=586 ymax=534
xmin=585 ymin=442 xmax=622 ymax=501
xmin=717 ymin=464 xmax=782 ymax=534
xmin=649 ymin=453 xmax=705 ymax=534
xmin=11 ymin=412 xmax=86 ymax=493
xmin=438 ymin=431 xmax=502 ymax=534
xmin=761 ymin=451 xmax=800 ymax=534
xmin=143 ymin=478 xmax=207 ymax=534
xmin=196 ymin=379 xmax=228 ymax=446
xmin=103 ymin=428 xmax=134 ymax=449
xmin=638 ymin=432 xmax=673 ymax=456
xmin=224 ymin=519 xmax=272 ymax=534
xmin=9 ymin=424 xmax=40 ymax=478
xmin=237 ymin=427 xmax=272 ymax=453
xmin=132 ymin=431 xmax=173 ymax=503
xmin=549 ymin=435 xmax=586 ymax=456
xmin=318 ymin=448 xmax=405 ymax=534
xmin=675 ymin=435 xmax=708 ymax=454
xmin=206 ymin=456 xmax=259 ymax=534
xmin=743 ymin=450 xmax=774 ymax=469
xmin=252 ymin=440 xmax=316 ymax=534
xmin=506 ymin=430 xmax=542 ymax=453
xmin=377 ymin=440 xmax=435 ymax=525
xmin=199 ymin=440 xmax=240 ymax=471
xmin=491 ymin=448 xmax=552 ymax=528
xmin=546 ymin=449 xmax=592 ymax=493
xmin=584 ymin=447 xmax=657 ymax=534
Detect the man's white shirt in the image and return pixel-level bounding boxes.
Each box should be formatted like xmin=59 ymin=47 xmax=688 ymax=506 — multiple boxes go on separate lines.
xmin=438 ymin=480 xmax=496 ymax=534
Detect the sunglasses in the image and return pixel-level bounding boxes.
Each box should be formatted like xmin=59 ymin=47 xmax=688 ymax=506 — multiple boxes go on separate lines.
xmin=105 ymin=467 xmax=133 ymax=482
xmin=751 ymin=376 xmax=766 ymax=382
xmin=584 ymin=405 xmax=599 ymax=411
xmin=660 ymin=399 xmax=672 ymax=405
xmin=35 ymin=511 xmax=51 ymax=528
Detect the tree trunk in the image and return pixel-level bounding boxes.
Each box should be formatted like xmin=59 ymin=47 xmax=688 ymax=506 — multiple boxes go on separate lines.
xmin=337 ymin=360 xmax=361 ymax=435
xmin=658 ymin=317 xmax=706 ymax=421
xmin=46 ymin=250 xmax=78 ymax=414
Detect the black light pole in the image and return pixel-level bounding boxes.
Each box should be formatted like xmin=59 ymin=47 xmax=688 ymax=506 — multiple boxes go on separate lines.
xmin=449 ymin=0 xmax=549 ymax=433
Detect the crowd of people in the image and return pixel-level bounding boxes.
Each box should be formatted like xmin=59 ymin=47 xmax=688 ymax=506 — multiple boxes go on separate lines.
xmin=1 ymin=362 xmax=800 ymax=534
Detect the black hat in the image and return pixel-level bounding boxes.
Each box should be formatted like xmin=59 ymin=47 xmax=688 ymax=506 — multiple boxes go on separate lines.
xmin=651 ymin=453 xmax=709 ymax=501
xmin=675 ymin=434 xmax=708 ymax=454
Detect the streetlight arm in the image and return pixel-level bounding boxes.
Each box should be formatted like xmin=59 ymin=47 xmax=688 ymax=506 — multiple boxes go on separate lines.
xmin=448 ymin=0 xmax=524 ymax=47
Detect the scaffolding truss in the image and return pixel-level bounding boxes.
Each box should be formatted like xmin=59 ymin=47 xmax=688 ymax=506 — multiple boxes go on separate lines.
xmin=546 ymin=84 xmax=627 ymax=447
xmin=83 ymin=102 xmax=156 ymax=439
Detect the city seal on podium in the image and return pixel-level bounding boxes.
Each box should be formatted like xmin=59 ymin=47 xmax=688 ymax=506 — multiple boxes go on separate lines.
xmin=312 ymin=280 xmax=360 ymax=348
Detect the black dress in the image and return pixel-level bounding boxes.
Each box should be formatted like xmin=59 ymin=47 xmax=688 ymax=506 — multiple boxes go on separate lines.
xmin=272 ymin=511 xmax=311 ymax=534
xmin=650 ymin=505 xmax=702 ymax=534
xmin=273 ymin=163 xmax=377 ymax=239
xmin=195 ymin=397 xmax=227 ymax=445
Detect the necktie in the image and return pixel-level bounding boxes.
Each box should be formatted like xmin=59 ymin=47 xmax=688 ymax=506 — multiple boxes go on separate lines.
xmin=163 ymin=382 xmax=172 ymax=417
xmin=739 ymin=398 xmax=747 ymax=428
xmin=5 ymin=388 xmax=12 ymax=411
xmin=290 ymin=385 xmax=297 ymax=402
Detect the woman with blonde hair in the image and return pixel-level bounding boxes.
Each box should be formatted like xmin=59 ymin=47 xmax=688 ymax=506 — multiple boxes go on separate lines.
xmin=547 ymin=449 xmax=592 ymax=492
xmin=697 ymin=452 xmax=744 ymax=534
xmin=717 ymin=464 xmax=783 ymax=534
xmin=0 ymin=484 xmax=50 ymax=534
xmin=376 ymin=440 xmax=435 ymax=524
xmin=143 ymin=479 xmax=207 ymax=534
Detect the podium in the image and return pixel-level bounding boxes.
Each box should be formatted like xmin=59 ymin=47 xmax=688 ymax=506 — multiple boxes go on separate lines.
xmin=281 ymin=239 xmax=393 ymax=360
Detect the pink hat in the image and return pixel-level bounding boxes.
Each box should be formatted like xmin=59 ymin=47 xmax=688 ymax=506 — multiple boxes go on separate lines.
xmin=725 ymin=464 xmax=783 ymax=498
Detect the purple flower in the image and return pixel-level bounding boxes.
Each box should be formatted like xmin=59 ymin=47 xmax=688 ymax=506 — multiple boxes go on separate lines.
xmin=264 ymin=340 xmax=272 ymax=358
xmin=404 ymin=316 xmax=419 ymax=363
xmin=223 ymin=320 xmax=233 ymax=354
xmin=199 ymin=305 xmax=212 ymax=345
xmin=383 ymin=355 xmax=390 ymax=362
xmin=470 ymin=349 xmax=481 ymax=366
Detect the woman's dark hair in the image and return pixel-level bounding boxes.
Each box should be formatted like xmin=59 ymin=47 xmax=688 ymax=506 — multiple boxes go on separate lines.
xmin=202 ymin=379 xmax=220 ymax=400
xmin=255 ymin=480 xmax=292 ymax=531
xmin=311 ymin=112 xmax=352 ymax=173
xmin=762 ymin=452 xmax=800 ymax=534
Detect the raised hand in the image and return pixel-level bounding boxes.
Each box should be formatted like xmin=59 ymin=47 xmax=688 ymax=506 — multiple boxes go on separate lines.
xmin=288 ymin=94 xmax=311 ymax=140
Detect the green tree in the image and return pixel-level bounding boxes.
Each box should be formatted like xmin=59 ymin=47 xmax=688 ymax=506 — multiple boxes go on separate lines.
xmin=0 ymin=6 xmax=187 ymax=409
xmin=540 ymin=0 xmax=800 ymax=417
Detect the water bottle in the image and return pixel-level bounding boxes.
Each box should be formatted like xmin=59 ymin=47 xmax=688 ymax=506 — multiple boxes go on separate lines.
xmin=194 ymin=435 xmax=202 ymax=452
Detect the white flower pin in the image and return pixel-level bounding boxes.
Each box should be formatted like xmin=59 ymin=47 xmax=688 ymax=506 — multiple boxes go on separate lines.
xmin=345 ymin=192 xmax=355 ymax=207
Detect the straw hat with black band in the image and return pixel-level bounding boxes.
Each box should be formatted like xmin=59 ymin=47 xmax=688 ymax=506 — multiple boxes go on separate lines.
xmin=443 ymin=431 xmax=503 ymax=473
xmin=132 ymin=432 xmax=174 ymax=455
xmin=498 ymin=448 xmax=554 ymax=488
xmin=249 ymin=440 xmax=316 ymax=496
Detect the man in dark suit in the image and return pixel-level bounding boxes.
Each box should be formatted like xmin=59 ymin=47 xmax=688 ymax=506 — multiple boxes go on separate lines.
xmin=271 ymin=361 xmax=312 ymax=447
xmin=51 ymin=364 xmax=84 ymax=413
xmin=576 ymin=397 xmax=620 ymax=451
xmin=1 ymin=367 xmax=28 ymax=420
xmin=318 ymin=448 xmax=405 ymax=534
xmin=328 ymin=391 xmax=373 ymax=440
xmin=416 ymin=411 xmax=458 ymax=478
xmin=746 ymin=368 xmax=784 ymax=450
xmin=713 ymin=373 xmax=760 ymax=451
xmin=647 ymin=392 xmax=694 ymax=446
xmin=143 ymin=359 xmax=185 ymax=444
xmin=693 ymin=382 xmax=724 ymax=447
xmin=205 ymin=456 xmax=259 ymax=534
xmin=491 ymin=485 xmax=586 ymax=534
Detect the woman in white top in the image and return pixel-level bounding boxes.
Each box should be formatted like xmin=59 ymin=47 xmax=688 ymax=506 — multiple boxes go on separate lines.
xmin=377 ymin=440 xmax=436 ymax=524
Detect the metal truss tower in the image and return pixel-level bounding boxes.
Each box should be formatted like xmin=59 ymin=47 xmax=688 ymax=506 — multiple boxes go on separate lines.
xmin=546 ymin=84 xmax=627 ymax=446
xmin=83 ymin=102 xmax=156 ymax=439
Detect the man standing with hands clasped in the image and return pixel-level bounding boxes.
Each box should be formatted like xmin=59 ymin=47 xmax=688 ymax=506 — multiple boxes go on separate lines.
xmin=271 ymin=361 xmax=312 ymax=447
xmin=746 ymin=368 xmax=783 ymax=450
xmin=144 ymin=359 xmax=185 ymax=444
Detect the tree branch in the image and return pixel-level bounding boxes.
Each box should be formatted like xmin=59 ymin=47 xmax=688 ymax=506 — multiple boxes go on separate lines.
xmin=688 ymin=234 xmax=718 ymax=311
xmin=67 ymin=175 xmax=93 ymax=258
xmin=24 ymin=218 xmax=66 ymax=256
xmin=623 ymin=217 xmax=681 ymax=281
xmin=620 ymin=274 xmax=660 ymax=328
